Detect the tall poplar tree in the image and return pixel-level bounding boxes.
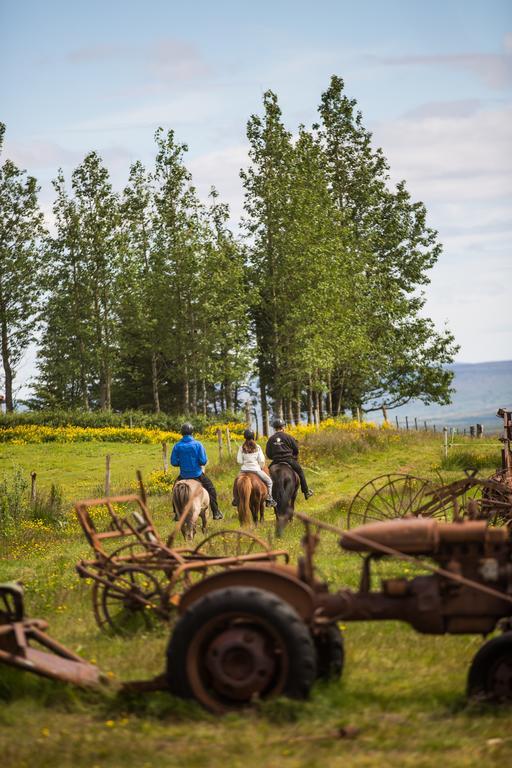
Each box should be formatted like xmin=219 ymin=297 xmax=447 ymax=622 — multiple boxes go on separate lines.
xmin=241 ymin=91 xmax=294 ymax=432
xmin=0 ymin=123 xmax=45 ymax=411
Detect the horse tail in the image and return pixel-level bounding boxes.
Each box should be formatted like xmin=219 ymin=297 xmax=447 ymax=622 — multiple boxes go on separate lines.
xmin=173 ymin=481 xmax=194 ymax=537
xmin=237 ymin=474 xmax=252 ymax=527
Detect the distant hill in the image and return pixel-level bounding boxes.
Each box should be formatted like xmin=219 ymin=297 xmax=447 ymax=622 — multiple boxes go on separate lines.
xmin=378 ymin=360 xmax=512 ymax=432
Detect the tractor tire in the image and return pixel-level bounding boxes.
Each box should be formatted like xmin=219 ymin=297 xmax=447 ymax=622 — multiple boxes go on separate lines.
xmin=166 ymin=586 xmax=317 ymax=713
xmin=467 ymin=632 xmax=512 ymax=701
xmin=314 ymin=624 xmax=345 ymax=680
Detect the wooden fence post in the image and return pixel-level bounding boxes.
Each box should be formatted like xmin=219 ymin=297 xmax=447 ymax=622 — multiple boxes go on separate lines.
xmin=414 ymin=417 xmax=418 ymax=431
xmin=395 ymin=415 xmax=399 ymax=430
xmin=424 ymin=420 xmax=427 ymax=432
xmin=443 ymin=427 xmax=448 ymax=459
xmin=433 ymin=424 xmax=436 ymax=434
xmin=105 ymin=454 xmax=111 ymax=496
xmin=162 ymin=442 xmax=168 ymax=474
xmin=217 ymin=428 xmax=223 ymax=461
xmin=226 ymin=427 xmax=232 ymax=456
xmin=30 ymin=471 xmax=37 ymax=504
xmin=405 ymin=416 xmax=409 ymax=431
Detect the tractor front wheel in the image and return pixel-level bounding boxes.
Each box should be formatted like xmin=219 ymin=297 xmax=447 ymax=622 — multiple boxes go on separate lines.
xmin=467 ymin=632 xmax=512 ymax=701
xmin=166 ymin=586 xmax=316 ymax=713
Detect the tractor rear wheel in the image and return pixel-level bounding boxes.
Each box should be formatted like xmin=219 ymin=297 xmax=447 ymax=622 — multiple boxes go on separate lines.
xmin=467 ymin=632 xmax=512 ymax=701
xmin=314 ymin=624 xmax=345 ymax=680
xmin=166 ymin=586 xmax=316 ymax=713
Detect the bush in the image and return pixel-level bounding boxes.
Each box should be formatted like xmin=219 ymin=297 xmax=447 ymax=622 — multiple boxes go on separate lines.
xmin=29 ymin=484 xmax=66 ymax=528
xmin=0 ymin=470 xmax=28 ymax=536
xmin=0 ymin=409 xmax=245 ymax=432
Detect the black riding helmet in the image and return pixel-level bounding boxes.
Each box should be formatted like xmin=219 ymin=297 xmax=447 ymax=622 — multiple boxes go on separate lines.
xmin=181 ymin=422 xmax=194 ymax=435
xmin=243 ymin=428 xmax=255 ymax=440
xmin=272 ymin=418 xmax=285 ymax=430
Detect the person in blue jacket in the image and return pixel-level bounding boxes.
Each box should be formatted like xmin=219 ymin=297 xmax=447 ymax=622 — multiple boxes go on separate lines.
xmin=171 ymin=423 xmax=223 ymax=519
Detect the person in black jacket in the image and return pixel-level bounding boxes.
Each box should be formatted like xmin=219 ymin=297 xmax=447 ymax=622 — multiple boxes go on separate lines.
xmin=265 ymin=419 xmax=313 ymax=499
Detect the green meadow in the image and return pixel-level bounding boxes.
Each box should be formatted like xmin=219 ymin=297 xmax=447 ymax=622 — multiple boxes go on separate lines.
xmin=0 ymin=430 xmax=510 ymax=767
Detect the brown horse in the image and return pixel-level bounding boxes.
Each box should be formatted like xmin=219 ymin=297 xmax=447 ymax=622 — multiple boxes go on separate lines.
xmin=234 ymin=472 xmax=267 ymax=527
xmin=172 ymin=479 xmax=209 ymax=541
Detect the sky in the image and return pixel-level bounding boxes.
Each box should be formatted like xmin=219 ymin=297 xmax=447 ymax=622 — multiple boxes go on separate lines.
xmin=1 ymin=0 xmax=511 ymax=397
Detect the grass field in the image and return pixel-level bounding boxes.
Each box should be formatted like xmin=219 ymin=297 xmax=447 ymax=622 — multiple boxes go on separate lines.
xmin=0 ymin=430 xmax=510 ymax=767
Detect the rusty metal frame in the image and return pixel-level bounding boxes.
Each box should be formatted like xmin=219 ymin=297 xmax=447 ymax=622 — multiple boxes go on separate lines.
xmin=74 ymin=485 xmax=289 ymax=633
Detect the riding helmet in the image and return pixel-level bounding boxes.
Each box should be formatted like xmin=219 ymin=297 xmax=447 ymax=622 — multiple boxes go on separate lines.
xmin=272 ymin=418 xmax=285 ymax=430
xmin=243 ymin=428 xmax=255 ymax=440
xmin=180 ymin=422 xmax=194 ymax=435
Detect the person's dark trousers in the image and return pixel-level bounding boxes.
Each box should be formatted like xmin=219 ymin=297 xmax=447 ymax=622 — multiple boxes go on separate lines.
xmin=271 ymin=458 xmax=309 ymax=494
xmin=177 ymin=473 xmax=222 ymax=518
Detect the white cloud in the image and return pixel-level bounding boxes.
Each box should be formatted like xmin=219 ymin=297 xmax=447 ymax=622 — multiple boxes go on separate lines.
xmin=372 ymin=102 xmax=512 ymax=361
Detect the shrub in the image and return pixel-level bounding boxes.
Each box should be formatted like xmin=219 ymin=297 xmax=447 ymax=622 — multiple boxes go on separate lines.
xmin=440 ymin=450 xmax=500 ymax=472
xmin=0 ymin=470 xmax=28 ymax=536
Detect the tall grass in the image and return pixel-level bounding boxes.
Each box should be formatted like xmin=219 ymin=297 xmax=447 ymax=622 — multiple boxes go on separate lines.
xmin=0 ymin=469 xmax=65 ymax=536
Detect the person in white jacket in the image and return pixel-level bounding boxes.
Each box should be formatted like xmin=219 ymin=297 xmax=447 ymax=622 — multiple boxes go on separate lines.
xmin=233 ymin=429 xmax=277 ymax=507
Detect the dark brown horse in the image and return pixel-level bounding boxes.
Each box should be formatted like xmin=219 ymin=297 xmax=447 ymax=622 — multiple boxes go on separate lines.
xmin=270 ymin=462 xmax=299 ymax=535
xmin=233 ymin=472 xmax=267 ymax=527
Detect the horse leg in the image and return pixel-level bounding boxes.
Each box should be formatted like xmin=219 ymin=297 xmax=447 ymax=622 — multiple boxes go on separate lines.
xmin=200 ymin=507 xmax=207 ymax=534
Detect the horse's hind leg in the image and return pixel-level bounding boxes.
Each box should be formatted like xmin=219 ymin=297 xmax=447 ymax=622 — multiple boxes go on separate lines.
xmin=200 ymin=508 xmax=207 ymax=534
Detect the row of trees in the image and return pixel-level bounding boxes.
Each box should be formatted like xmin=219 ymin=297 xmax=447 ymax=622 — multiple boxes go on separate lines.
xmin=0 ymin=77 xmax=458 ymax=428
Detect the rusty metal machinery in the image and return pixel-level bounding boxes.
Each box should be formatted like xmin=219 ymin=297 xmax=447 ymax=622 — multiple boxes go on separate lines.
xmin=167 ymin=493 xmax=512 ymax=712
xmin=0 ymin=583 xmax=102 ymax=687
xmin=75 ymin=480 xmax=288 ymax=634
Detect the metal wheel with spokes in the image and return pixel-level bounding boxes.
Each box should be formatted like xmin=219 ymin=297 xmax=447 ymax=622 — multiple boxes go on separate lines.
xmin=346 ymin=474 xmax=444 ymax=528
xmin=92 ymin=566 xmax=169 ymax=634
xmin=192 ymin=530 xmax=272 ymax=559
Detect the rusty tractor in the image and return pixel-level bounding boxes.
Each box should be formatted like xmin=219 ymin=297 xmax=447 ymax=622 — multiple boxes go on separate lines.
xmin=164 ymin=503 xmax=512 ymax=712
xmin=75 ymin=476 xmax=288 ymax=634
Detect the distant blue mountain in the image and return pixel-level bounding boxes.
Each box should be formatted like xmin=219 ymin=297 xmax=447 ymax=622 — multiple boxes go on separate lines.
xmin=377 ymin=360 xmax=512 ymax=432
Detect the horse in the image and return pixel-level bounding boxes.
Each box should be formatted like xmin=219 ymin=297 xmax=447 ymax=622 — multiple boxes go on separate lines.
xmin=172 ymin=479 xmax=210 ymax=541
xmin=269 ymin=462 xmax=299 ymax=535
xmin=233 ymin=472 xmax=267 ymax=527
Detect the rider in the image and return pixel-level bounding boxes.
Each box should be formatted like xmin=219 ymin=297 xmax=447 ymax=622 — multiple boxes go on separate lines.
xmin=232 ymin=429 xmax=277 ymax=507
xmin=171 ymin=423 xmax=224 ymax=520
xmin=265 ymin=418 xmax=313 ymax=500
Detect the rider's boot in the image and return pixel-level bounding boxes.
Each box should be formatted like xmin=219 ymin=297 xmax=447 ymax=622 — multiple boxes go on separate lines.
xmin=265 ymin=496 xmax=278 ymax=507
xmin=304 ymin=489 xmax=314 ymax=500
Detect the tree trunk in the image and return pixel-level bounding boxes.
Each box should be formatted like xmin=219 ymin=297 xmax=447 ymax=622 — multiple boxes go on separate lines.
xmin=307 ymin=375 xmax=313 ymax=424
xmin=183 ymin=359 xmax=190 ymax=415
xmin=286 ymin=398 xmax=293 ymax=425
xmin=276 ymin=398 xmax=284 ymax=421
xmin=224 ymin=380 xmax=233 ymax=412
xmin=0 ymin=310 xmax=13 ymax=412
xmin=151 ymin=352 xmax=160 ymax=413
xmin=191 ymin=378 xmax=198 ymax=416
xmin=202 ymin=379 xmax=207 ymax=417
xmin=293 ymin=383 xmax=301 ymax=425
xmin=260 ymin=376 xmax=270 ymax=436
xmin=326 ymin=372 xmax=333 ymax=416
xmin=233 ymin=386 xmax=239 ymax=412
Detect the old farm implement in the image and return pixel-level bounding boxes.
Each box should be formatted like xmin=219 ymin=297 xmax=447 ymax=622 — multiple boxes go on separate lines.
xmin=346 ymin=472 xmax=512 ymax=528
xmin=347 ymin=409 xmax=512 ymax=529
xmin=75 ymin=483 xmax=288 ymax=634
xmin=0 ymin=583 xmax=101 ymax=687
xmin=165 ymin=503 xmax=512 ymax=712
